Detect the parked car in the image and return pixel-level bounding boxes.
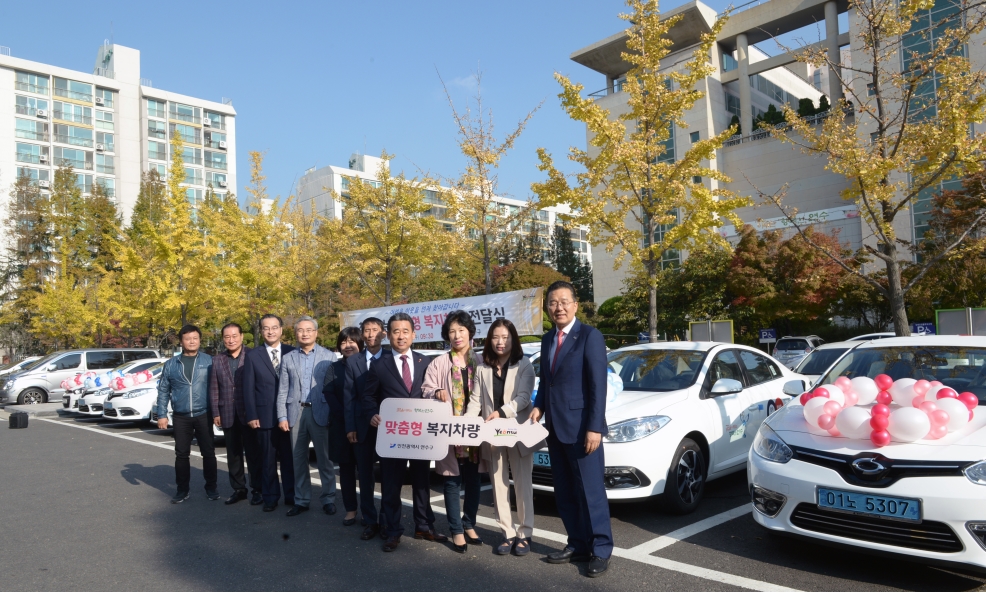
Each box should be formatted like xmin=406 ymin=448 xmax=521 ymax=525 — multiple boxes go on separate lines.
xmin=0 ymin=348 xmax=159 ymax=405
xmin=101 ymin=363 xmax=165 ymax=422
xmin=792 ymin=342 xmax=855 ymax=385
xmin=773 ymin=335 xmax=825 ymax=370
xmin=0 ymin=356 xmax=42 ymax=379
xmin=749 ymin=335 xmax=986 ymax=572
xmin=150 ymin=402 xmax=224 ymax=438
xmin=522 ymin=343 xmax=542 ymax=358
xmin=530 ymin=342 xmax=806 ymax=513
xmin=77 ymin=358 xmax=167 ymax=416
xmin=848 ymin=332 xmax=897 ymax=341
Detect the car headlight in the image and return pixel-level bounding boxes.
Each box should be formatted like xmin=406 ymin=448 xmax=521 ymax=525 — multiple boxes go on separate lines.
xmin=964 ymin=461 xmax=986 ymax=485
xmin=4 ymin=380 xmax=12 ymax=390
xmin=604 ymin=416 xmax=670 ymax=442
xmin=97 ymin=388 xmax=111 ymax=396
xmin=753 ymin=424 xmax=793 ymax=463
xmin=123 ymin=388 xmax=156 ymax=400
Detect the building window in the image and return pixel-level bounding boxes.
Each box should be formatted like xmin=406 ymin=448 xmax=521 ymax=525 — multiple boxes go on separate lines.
xmin=95 ymin=88 xmax=115 ymax=109
xmin=15 ymin=118 xmax=48 ymax=142
xmin=96 ymin=177 xmax=115 ymax=198
xmin=54 ymin=147 xmax=92 ymax=170
xmin=726 ymin=93 xmax=741 ymax=118
xmin=75 ymin=174 xmax=94 ymax=194
xmin=148 ymin=120 xmax=167 ymax=139
xmin=149 ymin=163 xmax=167 ymax=177
xmin=53 ymin=77 xmax=93 ymax=102
xmin=902 ymin=0 xmax=963 ymax=120
xmin=53 ymin=101 xmax=93 ymax=125
xmin=147 ymin=99 xmax=166 ymax=119
xmin=95 ymin=154 xmax=114 ymax=174
xmin=204 ymin=131 xmax=226 ymax=149
xmin=148 ymin=140 xmax=167 ymax=161
xmin=16 ymin=71 xmax=49 ymax=95
xmin=204 ymin=111 xmax=226 ymax=130
xmin=169 ymin=102 xmax=201 ymax=124
xmin=813 ymin=70 xmax=823 ymax=91
xmin=692 ymin=176 xmax=702 ymax=184
xmin=689 ymin=131 xmax=700 ymax=143
xmin=169 ymin=123 xmax=200 ymax=145
xmin=15 ymin=95 xmax=48 ymax=116
xmin=206 ymin=172 xmax=227 ymax=188
xmin=722 ymin=52 xmax=738 ymax=72
xmin=184 ymin=167 xmax=203 ymax=186
xmin=16 ymin=142 xmax=48 ymax=164
xmin=186 ymin=188 xmax=203 ymax=205
xmin=181 ymin=147 xmax=203 ymax=165
xmin=205 ymin=151 xmax=227 ymax=170
xmin=95 ymin=110 xmax=114 ymax=131
xmin=16 ymin=167 xmax=50 ymax=183
xmin=96 ymin=132 xmax=114 ymax=152
xmin=53 ymin=124 xmax=94 ymax=148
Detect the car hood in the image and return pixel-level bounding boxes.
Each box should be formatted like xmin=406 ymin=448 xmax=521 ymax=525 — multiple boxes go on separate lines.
xmin=112 ymin=380 xmax=160 ymax=396
xmin=605 ymin=388 xmax=691 ymax=421
xmin=767 ymin=404 xmax=986 ymax=461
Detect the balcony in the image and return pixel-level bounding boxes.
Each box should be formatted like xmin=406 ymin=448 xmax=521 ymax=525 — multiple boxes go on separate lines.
xmin=96 ymin=163 xmax=115 ymax=174
xmin=15 ymin=105 xmax=43 ymax=117
xmin=184 ymin=175 xmax=204 ymax=186
xmin=53 ymin=110 xmax=93 ymax=125
xmin=15 ymin=129 xmax=49 ymax=142
xmin=184 ymin=156 xmax=203 ymax=166
xmin=205 ymin=140 xmax=225 ymax=149
xmin=16 ymin=152 xmax=42 ymax=164
xmin=148 ymin=150 xmax=167 ymax=161
xmin=100 ymin=143 xmax=116 ymax=153
xmin=54 ymin=88 xmax=93 ymax=103
xmin=58 ymin=158 xmax=92 ymax=170
xmin=148 ymin=128 xmax=166 ymax=139
xmin=205 ymin=160 xmax=227 ymax=171
xmin=15 ymin=81 xmax=48 ymax=95
xmin=148 ymin=107 xmax=167 ymax=119
xmin=205 ymin=120 xmax=226 ymax=131
xmin=53 ymin=134 xmax=94 ymax=148
xmin=169 ymin=111 xmax=201 ymax=124
xmin=175 ymin=133 xmax=201 ymax=145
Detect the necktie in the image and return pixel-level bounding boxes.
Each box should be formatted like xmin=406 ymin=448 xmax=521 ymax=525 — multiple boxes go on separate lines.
xmin=270 ymin=348 xmax=279 ymax=370
xmin=551 ymin=331 xmax=565 ymax=373
xmin=401 ymin=355 xmax=412 ymax=393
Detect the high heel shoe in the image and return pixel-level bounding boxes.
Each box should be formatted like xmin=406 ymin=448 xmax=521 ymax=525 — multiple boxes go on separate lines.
xmin=465 ymin=533 xmax=484 ymax=545
xmin=452 ymin=540 xmax=468 ymax=554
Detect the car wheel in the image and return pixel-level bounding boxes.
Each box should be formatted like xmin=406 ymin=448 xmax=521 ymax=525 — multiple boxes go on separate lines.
xmin=17 ymin=388 xmax=46 ymax=405
xmin=663 ymin=438 xmax=706 ymax=514
xmin=767 ymin=400 xmax=777 ymax=416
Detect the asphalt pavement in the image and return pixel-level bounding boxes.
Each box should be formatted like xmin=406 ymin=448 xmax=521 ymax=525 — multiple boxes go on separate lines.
xmin=2 ymin=409 xmax=986 ymax=591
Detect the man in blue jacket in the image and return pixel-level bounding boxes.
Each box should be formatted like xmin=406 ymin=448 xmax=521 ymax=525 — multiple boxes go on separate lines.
xmin=156 ymin=324 xmax=216 ymax=504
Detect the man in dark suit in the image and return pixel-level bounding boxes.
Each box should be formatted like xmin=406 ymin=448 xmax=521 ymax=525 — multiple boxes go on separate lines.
xmin=366 ymin=312 xmax=447 ymax=552
xmin=242 ymin=314 xmax=296 ymax=512
xmin=531 ymin=280 xmax=613 ymax=577
xmin=344 ymin=317 xmax=386 ymax=540
xmin=209 ymin=322 xmax=259 ymax=505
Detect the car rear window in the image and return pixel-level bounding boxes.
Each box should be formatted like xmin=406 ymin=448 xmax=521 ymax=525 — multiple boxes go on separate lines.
xmin=819 ymin=346 xmax=986 ymax=403
xmin=124 ymin=351 xmax=157 ymax=362
xmin=608 ymin=349 xmax=708 ymax=392
xmin=795 ymin=348 xmax=849 ymax=375
xmin=776 ymin=339 xmax=808 ymax=351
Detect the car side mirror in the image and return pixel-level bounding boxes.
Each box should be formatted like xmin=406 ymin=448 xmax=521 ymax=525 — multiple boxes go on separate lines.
xmin=783 ymin=379 xmax=806 ymax=396
xmin=710 ymin=378 xmax=743 ymax=395
xmin=47 ymin=364 xmax=57 ymax=372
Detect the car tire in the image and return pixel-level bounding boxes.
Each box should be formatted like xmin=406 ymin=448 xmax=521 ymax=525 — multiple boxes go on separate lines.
xmin=663 ymin=438 xmax=706 ymax=514
xmin=17 ymin=388 xmax=46 ymax=405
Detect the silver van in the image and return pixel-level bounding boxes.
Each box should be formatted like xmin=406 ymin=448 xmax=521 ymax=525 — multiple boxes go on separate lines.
xmin=0 ymin=349 xmax=159 ymax=405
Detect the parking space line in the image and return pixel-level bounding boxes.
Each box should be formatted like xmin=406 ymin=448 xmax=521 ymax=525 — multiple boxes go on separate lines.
xmin=629 ymin=504 xmax=752 ymax=555
xmin=38 ymin=417 xmax=798 ymax=592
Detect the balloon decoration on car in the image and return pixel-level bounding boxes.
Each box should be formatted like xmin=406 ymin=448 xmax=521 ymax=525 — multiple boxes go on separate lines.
xmin=799 ymin=374 xmax=978 ymax=447
xmin=60 ymin=369 xmax=154 ymax=392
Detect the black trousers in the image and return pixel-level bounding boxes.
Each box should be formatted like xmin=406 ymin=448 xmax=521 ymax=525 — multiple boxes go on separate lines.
xmin=257 ymin=426 xmax=295 ymax=505
xmin=173 ymin=413 xmax=217 ymax=494
xmin=354 ymin=425 xmax=380 ymax=526
xmin=225 ymin=413 xmax=262 ymax=494
xmin=380 ymin=457 xmax=434 ymax=538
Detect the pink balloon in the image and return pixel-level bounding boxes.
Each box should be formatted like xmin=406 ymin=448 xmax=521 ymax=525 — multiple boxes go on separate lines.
xmin=844 ymin=392 xmax=859 ymax=407
xmin=913 ymin=380 xmax=931 ymax=396
xmin=875 ymin=374 xmax=894 ymax=391
xmin=800 ymin=393 xmax=812 ymax=406
xmin=870 ymin=415 xmax=889 ymax=430
xmin=877 ymin=391 xmax=893 ymax=405
xmin=871 ymin=430 xmax=891 ymax=447
xmin=818 ymin=414 xmax=836 ymax=430
xmin=872 ymin=404 xmax=891 ymax=417
xmin=926 ymin=424 xmax=948 ymax=440
xmin=930 ymin=380 xmax=943 ymax=387
xmin=814 ymin=387 xmax=830 ymax=399
xmin=835 ymin=377 xmax=853 ymax=392
xmin=823 ymin=400 xmax=843 ymax=416
xmin=911 ymin=395 xmax=925 ymax=408
xmin=827 ymin=427 xmax=842 ymax=437
xmin=971 ymin=410 xmax=976 ymax=421
xmin=937 ymin=387 xmax=959 ymax=400
xmin=959 ymin=392 xmax=979 ymax=411
xmin=919 ymin=401 xmax=938 ymax=414
xmin=930 ymin=409 xmax=950 ymax=426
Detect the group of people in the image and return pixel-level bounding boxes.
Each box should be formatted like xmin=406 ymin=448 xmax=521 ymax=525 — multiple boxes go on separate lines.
xmin=155 ymin=280 xmax=613 ymax=578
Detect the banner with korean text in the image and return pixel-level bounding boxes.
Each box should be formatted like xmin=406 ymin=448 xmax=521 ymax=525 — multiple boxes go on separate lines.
xmin=339 ymin=287 xmax=544 ymax=340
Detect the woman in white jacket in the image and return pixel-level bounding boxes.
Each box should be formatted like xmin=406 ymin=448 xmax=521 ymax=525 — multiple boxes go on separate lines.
xmin=468 ymin=318 xmax=539 ymax=556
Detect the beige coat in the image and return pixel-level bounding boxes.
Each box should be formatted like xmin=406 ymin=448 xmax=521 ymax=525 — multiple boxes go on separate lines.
xmin=422 ymin=350 xmax=484 ymax=476
xmin=467 ymin=356 xmax=541 ymax=459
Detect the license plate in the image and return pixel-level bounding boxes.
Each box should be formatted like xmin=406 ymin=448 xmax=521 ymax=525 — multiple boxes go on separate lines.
xmin=533 ymin=452 xmax=551 ymax=467
xmin=104 ymin=402 xmax=112 ymax=409
xmin=818 ymin=487 xmax=921 ymax=522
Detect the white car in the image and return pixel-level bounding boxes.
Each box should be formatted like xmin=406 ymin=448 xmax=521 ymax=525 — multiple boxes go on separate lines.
xmin=749 ymin=336 xmax=986 ymax=572
xmin=101 ymin=363 xmax=166 ymax=422
xmin=77 ymin=359 xmax=167 ymax=416
xmin=0 ymin=356 xmax=42 ymax=379
xmin=792 ymin=341 xmax=855 ymax=385
xmin=848 ymin=332 xmax=897 ymax=341
xmin=531 ymin=342 xmax=804 ymax=513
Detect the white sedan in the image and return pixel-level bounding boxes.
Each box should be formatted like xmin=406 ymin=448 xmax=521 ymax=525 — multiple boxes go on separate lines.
xmin=531 ymin=342 xmax=804 ymax=513
xmin=749 ymin=336 xmax=986 ymax=572
xmin=77 ymin=359 xmax=167 ymax=416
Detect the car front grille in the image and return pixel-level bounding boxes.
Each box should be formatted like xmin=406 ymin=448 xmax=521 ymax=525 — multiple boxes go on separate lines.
xmin=532 ymin=466 xmax=553 ymax=487
xmin=79 ymin=405 xmax=90 ymax=412
xmin=790 ymin=503 xmax=963 ymax=553
xmin=91 ymin=404 xmax=103 ymax=412
xmin=104 ymin=409 xmax=118 ymax=417
xmin=791 ymin=446 xmax=966 ymax=488
xmin=119 ymin=408 xmax=136 ymax=417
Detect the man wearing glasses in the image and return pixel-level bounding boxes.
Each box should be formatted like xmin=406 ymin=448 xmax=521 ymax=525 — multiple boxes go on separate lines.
xmin=276 ymin=316 xmax=339 ymax=516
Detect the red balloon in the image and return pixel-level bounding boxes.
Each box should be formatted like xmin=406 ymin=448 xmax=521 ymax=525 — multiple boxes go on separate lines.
xmin=875 ymin=374 xmax=894 ymax=391
xmin=872 ymin=403 xmax=891 ymax=417
xmin=817 ymin=414 xmax=836 ymax=430
xmin=877 ymin=391 xmax=893 ymax=406
xmin=775 ymin=398 xmax=783 ymax=409
xmin=800 ymin=393 xmax=812 ymax=406
xmin=936 ymin=387 xmax=959 ymax=400
xmin=814 ymin=387 xmax=830 ymax=399
xmin=930 ymin=409 xmax=950 ymax=426
xmin=870 ymin=415 xmax=889 ymax=430
xmin=959 ymin=392 xmax=979 ymax=411
xmin=871 ymin=430 xmax=891 ymax=447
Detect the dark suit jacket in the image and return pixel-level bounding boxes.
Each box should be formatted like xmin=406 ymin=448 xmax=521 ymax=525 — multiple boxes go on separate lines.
xmin=363 ymin=349 xmax=429 ymax=413
xmin=209 ymin=346 xmax=251 ymax=428
xmin=533 ymin=320 xmax=608 ymax=445
xmin=343 ymin=351 xmax=377 ymax=441
xmin=242 ymin=343 xmax=296 ymax=429
xmin=323 ymin=358 xmax=347 ymax=424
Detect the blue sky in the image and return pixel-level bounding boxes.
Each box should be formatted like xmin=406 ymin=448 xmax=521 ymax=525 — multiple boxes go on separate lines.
xmin=3 ymin=0 xmax=796 ymax=207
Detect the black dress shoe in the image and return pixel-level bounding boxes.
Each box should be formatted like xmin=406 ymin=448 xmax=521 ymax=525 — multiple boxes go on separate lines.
xmin=360 ymin=524 xmax=381 ymax=540
xmin=323 ymin=503 xmax=337 ymax=515
xmin=286 ymin=505 xmax=309 ymax=516
xmin=225 ymin=490 xmax=248 ymax=505
xmin=587 ymin=556 xmax=610 ymax=577
xmin=262 ymin=502 xmax=278 ymax=512
xmin=382 ymin=536 xmax=401 ymax=552
xmin=343 ymin=516 xmax=357 ymax=526
xmin=414 ymin=528 xmax=449 ymax=543
xmin=249 ymin=493 xmax=264 ymax=505
xmin=546 ymin=548 xmax=591 ymax=564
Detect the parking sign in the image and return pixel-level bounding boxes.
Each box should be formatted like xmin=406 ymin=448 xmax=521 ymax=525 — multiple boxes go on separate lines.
xmin=759 ymin=328 xmax=777 ymax=343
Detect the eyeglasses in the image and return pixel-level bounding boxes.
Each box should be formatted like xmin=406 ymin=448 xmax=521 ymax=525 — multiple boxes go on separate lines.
xmin=547 ymin=300 xmax=575 ymax=308
xmin=296 ymin=329 xmax=317 ymax=335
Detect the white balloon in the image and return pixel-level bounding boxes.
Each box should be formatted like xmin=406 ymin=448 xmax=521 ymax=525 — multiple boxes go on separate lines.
xmin=817 ymin=384 xmax=846 ymax=406
xmin=804 ymin=397 xmax=830 ymax=428
xmin=925 ymin=384 xmax=949 ymax=400
xmin=889 ymin=378 xmax=918 ymax=407
xmin=888 ymin=407 xmax=932 ymax=441
xmin=850 ymin=377 xmax=880 ymax=406
xmin=835 ymin=406 xmax=873 ymax=440
xmin=936 ymin=397 xmax=970 ymax=432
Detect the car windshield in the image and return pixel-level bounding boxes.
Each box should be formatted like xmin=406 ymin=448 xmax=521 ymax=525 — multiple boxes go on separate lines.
xmin=607 ymin=349 xmax=708 ymax=392
xmin=819 ymin=346 xmax=986 ymax=403
xmin=795 ymin=348 xmax=849 ymax=375
xmin=776 ymin=339 xmax=808 ymax=351
xmin=21 ymin=353 xmax=58 ymax=371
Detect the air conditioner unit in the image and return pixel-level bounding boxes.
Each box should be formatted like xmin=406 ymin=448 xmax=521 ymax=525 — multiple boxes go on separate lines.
xmin=38 ymin=180 xmax=50 ymax=189
xmin=218 ymin=141 xmax=227 ymax=150
xmin=95 ymin=97 xmax=104 ymax=106
xmin=95 ymin=144 xmax=105 ymax=151
xmin=39 ymin=155 xmax=48 ymax=163
xmin=202 ymin=119 xmax=211 ymax=127
xmin=36 ymin=109 xmax=47 ymax=118
xmin=218 ymin=180 xmax=227 ymax=188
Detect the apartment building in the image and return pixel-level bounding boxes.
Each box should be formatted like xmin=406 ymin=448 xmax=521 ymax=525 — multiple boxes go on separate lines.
xmin=0 ymin=42 xmax=236 ymax=220
xmin=296 ymin=153 xmax=592 ymax=266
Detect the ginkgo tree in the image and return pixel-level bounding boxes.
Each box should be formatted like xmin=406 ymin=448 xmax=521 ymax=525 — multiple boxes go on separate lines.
xmin=533 ymin=0 xmax=748 ymax=341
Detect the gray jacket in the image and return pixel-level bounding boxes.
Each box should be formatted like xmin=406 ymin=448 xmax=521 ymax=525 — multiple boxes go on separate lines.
xmin=156 ymin=353 xmax=213 ymax=418
xmin=276 ymin=344 xmax=336 ymax=427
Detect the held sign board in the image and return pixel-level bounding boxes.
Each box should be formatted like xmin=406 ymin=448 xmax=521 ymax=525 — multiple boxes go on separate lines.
xmin=375 ymin=398 xmax=549 ymax=461
xmin=340 ymin=287 xmax=544 ymax=340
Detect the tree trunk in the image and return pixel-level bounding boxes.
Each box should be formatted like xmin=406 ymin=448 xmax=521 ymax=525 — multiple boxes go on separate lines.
xmin=882 ymin=243 xmax=911 ymax=336
xmin=483 ymin=235 xmax=492 ymax=295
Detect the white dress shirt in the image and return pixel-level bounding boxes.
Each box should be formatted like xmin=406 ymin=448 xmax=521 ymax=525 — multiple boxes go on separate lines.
xmin=392 ymin=349 xmax=416 ymax=380
xmin=548 ymin=319 xmax=578 ymax=367
xmin=365 ymin=348 xmax=382 ymax=368
xmin=266 ymin=343 xmax=282 ymax=366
